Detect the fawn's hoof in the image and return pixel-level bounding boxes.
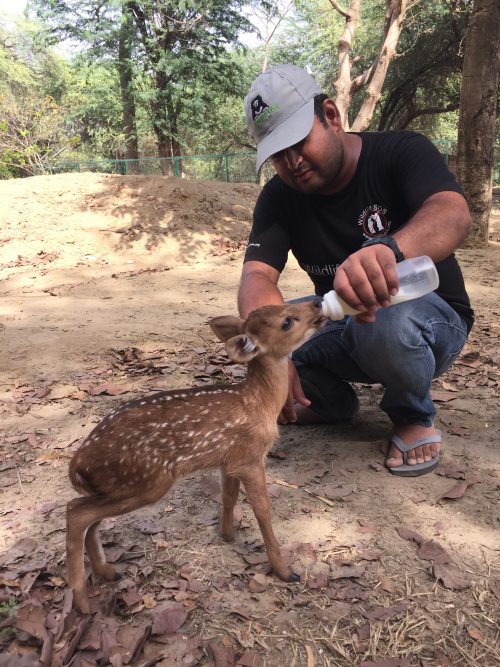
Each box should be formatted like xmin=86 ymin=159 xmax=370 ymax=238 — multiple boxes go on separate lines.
xmin=274 ymin=567 xmax=300 ymax=583
xmin=95 ymin=564 xmax=120 ymax=581
xmin=72 ymin=591 xmax=91 ymax=615
xmin=220 ymin=526 xmax=235 ymax=543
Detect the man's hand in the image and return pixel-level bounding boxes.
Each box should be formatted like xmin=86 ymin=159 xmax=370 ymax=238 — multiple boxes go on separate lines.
xmin=334 ymin=245 xmax=400 ymax=322
xmin=278 ymin=359 xmax=310 ymax=424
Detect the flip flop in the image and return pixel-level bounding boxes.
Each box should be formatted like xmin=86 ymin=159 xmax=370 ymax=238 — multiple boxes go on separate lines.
xmin=386 ymin=430 xmax=442 ymax=477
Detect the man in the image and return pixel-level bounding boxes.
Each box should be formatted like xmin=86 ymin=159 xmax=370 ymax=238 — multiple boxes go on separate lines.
xmin=238 ymin=64 xmax=473 ymax=477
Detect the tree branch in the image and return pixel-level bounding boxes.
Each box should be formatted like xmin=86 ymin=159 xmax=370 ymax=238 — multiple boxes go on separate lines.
xmin=351 ymin=63 xmax=375 ymax=94
xmin=327 ymin=0 xmax=352 ymax=20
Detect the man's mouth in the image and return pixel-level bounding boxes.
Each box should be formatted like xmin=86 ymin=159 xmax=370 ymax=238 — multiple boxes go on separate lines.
xmin=294 ymin=168 xmax=312 ymax=182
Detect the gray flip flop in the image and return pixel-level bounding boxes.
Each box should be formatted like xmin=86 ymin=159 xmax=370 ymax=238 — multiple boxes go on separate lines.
xmin=387 ymin=430 xmax=442 ymax=477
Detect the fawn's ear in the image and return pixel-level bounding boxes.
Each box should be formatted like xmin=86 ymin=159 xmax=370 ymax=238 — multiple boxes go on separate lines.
xmin=209 ymin=315 xmax=244 ymax=342
xmin=225 ymin=334 xmax=259 ymax=363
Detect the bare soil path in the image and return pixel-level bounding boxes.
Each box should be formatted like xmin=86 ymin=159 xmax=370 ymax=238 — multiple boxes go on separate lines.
xmin=0 ymin=173 xmax=498 ymax=666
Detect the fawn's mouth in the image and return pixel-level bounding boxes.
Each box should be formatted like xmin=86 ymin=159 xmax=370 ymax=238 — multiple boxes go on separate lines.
xmin=313 ymin=315 xmax=327 ymax=327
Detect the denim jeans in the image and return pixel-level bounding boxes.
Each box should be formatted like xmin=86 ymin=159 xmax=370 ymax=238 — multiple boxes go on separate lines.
xmin=291 ymin=292 xmax=468 ymax=427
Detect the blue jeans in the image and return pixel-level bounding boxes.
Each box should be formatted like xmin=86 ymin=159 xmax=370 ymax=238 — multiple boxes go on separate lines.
xmin=291 ymin=292 xmax=468 ymax=427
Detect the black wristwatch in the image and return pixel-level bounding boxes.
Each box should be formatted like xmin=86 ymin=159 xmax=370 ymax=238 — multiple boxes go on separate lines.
xmin=361 ymin=236 xmax=405 ymax=263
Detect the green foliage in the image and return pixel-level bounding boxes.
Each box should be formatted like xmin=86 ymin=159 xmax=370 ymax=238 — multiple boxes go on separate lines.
xmin=0 ymin=596 xmax=18 ymax=643
xmin=0 ymin=15 xmax=69 ymax=98
xmin=374 ymin=1 xmax=470 ymax=133
xmin=24 ymin=0 xmax=255 ymax=162
xmin=126 ymin=0 xmax=252 ymax=155
xmin=0 ymin=89 xmax=73 ymax=177
xmin=63 ymin=59 xmax=125 ymax=157
xmin=0 ymin=16 xmax=75 ymax=177
xmin=0 ymin=597 xmax=17 ymax=616
xmin=0 ymin=597 xmax=19 ymax=645
xmin=266 ymin=0 xmax=468 ymax=136
xmin=0 ymin=0 xmax=473 ymax=176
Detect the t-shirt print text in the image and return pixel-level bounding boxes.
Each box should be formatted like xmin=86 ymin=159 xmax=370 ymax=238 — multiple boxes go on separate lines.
xmin=358 ymin=204 xmax=392 ymax=238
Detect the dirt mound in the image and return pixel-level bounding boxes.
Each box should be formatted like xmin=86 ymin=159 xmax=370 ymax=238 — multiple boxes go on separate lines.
xmin=0 ymin=172 xmax=260 ymax=275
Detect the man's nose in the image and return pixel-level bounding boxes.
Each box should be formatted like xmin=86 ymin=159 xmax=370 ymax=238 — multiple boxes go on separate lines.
xmin=283 ymin=145 xmax=303 ymax=170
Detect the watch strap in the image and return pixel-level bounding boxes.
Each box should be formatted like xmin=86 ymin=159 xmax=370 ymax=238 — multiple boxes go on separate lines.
xmin=361 ymin=236 xmax=405 ymax=263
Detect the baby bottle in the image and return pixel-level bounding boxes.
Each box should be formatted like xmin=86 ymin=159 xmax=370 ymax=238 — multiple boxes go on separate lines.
xmin=321 ymin=255 xmax=439 ymax=320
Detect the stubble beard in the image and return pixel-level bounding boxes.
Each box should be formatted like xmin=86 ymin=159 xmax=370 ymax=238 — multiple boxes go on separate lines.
xmin=285 ymin=139 xmax=345 ymax=195
xmin=310 ymin=139 xmax=345 ymax=195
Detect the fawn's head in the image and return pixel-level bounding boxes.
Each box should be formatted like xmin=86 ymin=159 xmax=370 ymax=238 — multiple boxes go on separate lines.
xmin=210 ymin=301 xmax=326 ymax=364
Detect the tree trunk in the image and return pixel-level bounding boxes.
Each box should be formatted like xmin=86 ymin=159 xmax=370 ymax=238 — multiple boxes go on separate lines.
xmin=332 ymin=0 xmax=360 ymax=130
xmin=331 ymin=0 xmax=407 ymax=131
xmin=351 ymin=0 xmax=407 ymax=131
xmin=118 ymin=2 xmax=139 ymax=172
xmin=456 ymin=0 xmax=500 ymax=247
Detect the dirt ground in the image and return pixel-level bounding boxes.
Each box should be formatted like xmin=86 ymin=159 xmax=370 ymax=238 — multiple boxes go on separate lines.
xmin=0 ymin=173 xmax=498 ymax=667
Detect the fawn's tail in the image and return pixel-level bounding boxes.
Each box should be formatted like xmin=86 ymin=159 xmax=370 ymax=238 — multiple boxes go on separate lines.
xmin=68 ymin=457 xmax=100 ymax=496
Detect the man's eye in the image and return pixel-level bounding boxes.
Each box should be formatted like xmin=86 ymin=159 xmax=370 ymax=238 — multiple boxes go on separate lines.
xmin=281 ymin=318 xmax=293 ymax=331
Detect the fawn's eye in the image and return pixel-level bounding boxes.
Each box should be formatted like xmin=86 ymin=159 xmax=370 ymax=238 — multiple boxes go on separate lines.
xmin=281 ymin=318 xmax=293 ymax=331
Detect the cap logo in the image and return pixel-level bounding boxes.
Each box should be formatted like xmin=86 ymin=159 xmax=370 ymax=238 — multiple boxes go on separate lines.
xmin=251 ymin=95 xmax=279 ymax=129
xmin=251 ymin=95 xmax=268 ymax=120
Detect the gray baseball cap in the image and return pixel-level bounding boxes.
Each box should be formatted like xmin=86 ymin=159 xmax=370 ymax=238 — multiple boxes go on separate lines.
xmin=244 ymin=64 xmax=322 ymax=172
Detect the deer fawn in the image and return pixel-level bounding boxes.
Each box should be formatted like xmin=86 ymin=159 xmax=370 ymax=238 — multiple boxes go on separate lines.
xmin=66 ymin=301 xmax=326 ymax=613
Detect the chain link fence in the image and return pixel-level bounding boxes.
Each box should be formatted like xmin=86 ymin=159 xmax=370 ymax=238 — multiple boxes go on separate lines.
xmin=39 ymin=153 xmax=263 ymax=183
xmin=39 ymin=142 xmax=499 ymax=185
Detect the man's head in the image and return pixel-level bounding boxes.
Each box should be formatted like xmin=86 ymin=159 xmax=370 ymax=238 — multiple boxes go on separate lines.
xmin=244 ymin=64 xmax=322 ymax=173
xmin=244 ymin=65 xmax=349 ymax=195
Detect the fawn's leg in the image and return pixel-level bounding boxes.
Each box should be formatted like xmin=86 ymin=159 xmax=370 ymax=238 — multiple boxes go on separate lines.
xmin=85 ymin=522 xmax=119 ymax=581
xmin=220 ymin=469 xmax=240 ymax=541
xmin=67 ymin=478 xmax=172 ymax=614
xmin=238 ymin=465 xmax=296 ymax=582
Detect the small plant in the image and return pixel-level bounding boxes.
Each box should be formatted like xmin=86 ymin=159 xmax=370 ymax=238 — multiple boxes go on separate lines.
xmin=0 ymin=597 xmax=18 ymax=618
xmin=0 ymin=597 xmax=18 ymax=646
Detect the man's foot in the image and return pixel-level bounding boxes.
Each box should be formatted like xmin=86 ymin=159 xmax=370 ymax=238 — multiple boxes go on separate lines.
xmin=278 ymin=403 xmax=325 ymax=425
xmin=280 ymin=403 xmax=359 ymax=425
xmin=293 ymin=404 xmax=327 ymax=424
xmin=385 ymin=424 xmax=442 ymax=476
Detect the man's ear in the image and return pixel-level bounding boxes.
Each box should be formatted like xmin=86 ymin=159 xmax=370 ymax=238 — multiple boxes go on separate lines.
xmin=323 ymin=98 xmax=342 ymax=130
xmin=225 ymin=334 xmax=259 ymax=364
xmin=209 ymin=315 xmax=244 ymax=342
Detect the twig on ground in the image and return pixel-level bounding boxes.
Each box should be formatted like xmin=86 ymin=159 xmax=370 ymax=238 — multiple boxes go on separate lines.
xmin=16 ymin=467 xmax=24 ymax=495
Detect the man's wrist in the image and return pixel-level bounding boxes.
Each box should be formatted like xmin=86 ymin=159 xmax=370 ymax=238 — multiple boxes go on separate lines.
xmin=361 ymin=236 xmax=405 ymax=263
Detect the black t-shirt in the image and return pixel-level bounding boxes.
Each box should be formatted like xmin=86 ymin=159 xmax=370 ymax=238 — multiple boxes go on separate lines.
xmin=244 ymin=130 xmax=474 ymax=331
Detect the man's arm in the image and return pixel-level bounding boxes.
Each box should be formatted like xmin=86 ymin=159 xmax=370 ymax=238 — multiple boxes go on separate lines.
xmin=334 ymin=191 xmax=472 ymax=319
xmin=393 ymin=191 xmax=471 ymax=260
xmin=238 ymin=260 xmax=284 ymax=318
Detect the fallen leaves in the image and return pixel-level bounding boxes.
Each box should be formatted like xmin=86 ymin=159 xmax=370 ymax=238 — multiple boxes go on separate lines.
xmin=396 ymin=527 xmax=472 ymax=590
xmin=2 ymin=249 xmax=59 ymax=269
xmin=330 ymin=561 xmax=367 ymax=580
xmin=361 ymin=600 xmax=411 ymax=621
xmin=438 ymin=473 xmax=483 ymax=500
xmin=433 ymin=562 xmax=471 ymax=590
xmin=467 ymin=626 xmax=486 ymax=641
xmin=248 ymin=574 xmax=268 ymax=593
xmin=0 ymin=538 xmax=39 ymax=566
xmin=3 ymin=589 xmax=196 ymax=666
xmin=89 ymin=382 xmax=129 ymax=396
xmin=489 ymin=579 xmax=500 ymax=601
xmin=431 ymin=390 xmax=459 ymax=402
xmin=150 ymin=602 xmax=190 ymax=636
xmin=360 ymin=659 xmax=411 ymax=667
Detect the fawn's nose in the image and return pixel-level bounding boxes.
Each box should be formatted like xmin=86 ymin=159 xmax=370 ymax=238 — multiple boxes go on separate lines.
xmin=313 ymin=298 xmax=322 ymax=309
